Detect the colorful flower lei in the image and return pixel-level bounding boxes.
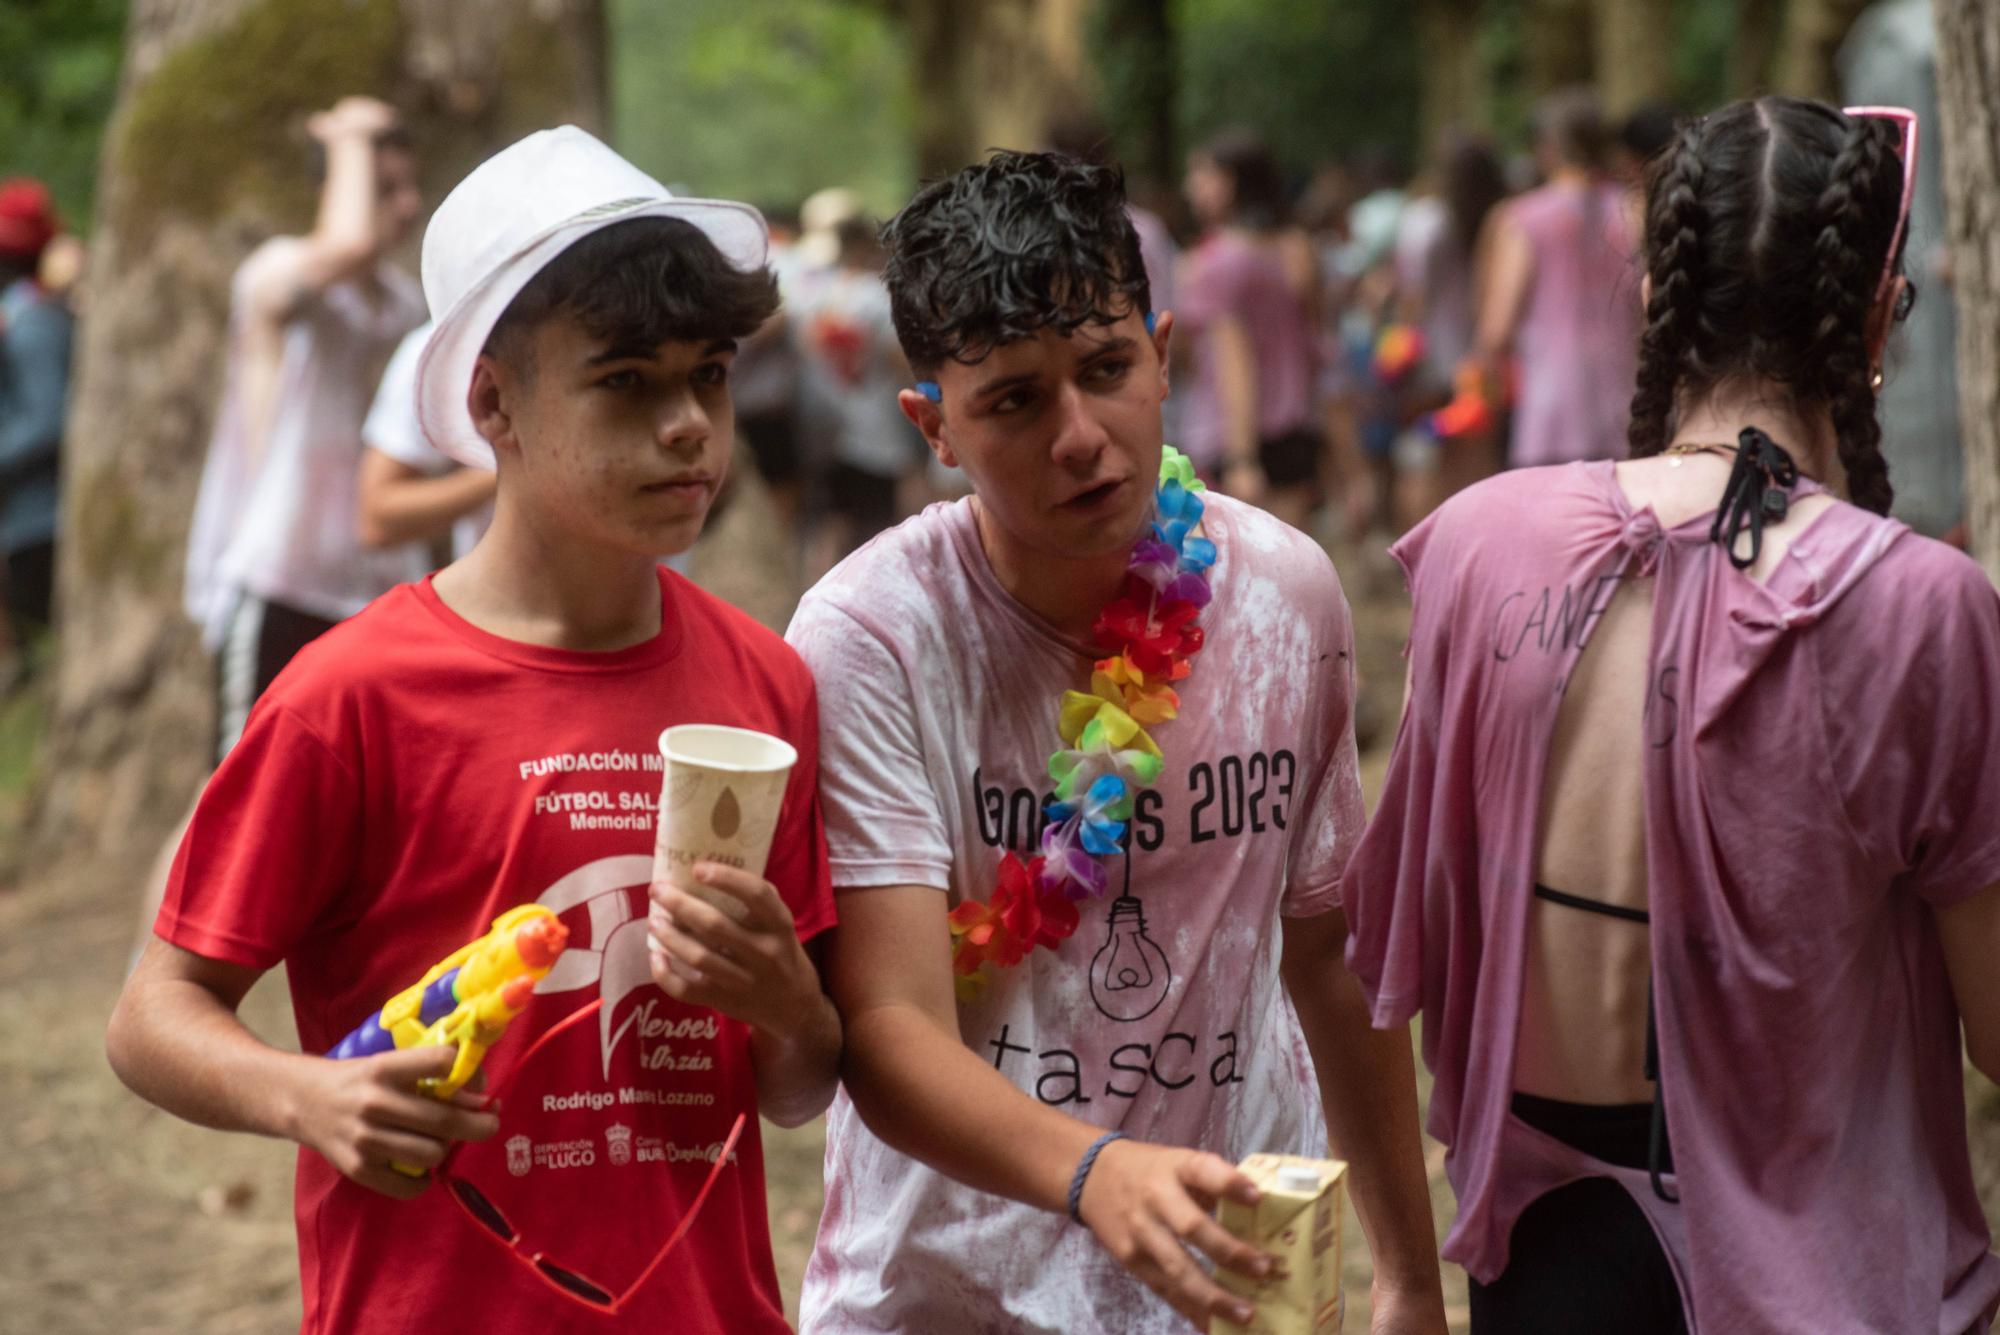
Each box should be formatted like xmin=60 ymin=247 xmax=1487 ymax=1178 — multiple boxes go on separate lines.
xmin=948 ymin=447 xmax=1215 ymax=997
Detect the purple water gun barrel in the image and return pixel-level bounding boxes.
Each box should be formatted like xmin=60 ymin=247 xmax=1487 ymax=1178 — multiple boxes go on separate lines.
xmin=327 ymin=966 xmax=464 ymax=1060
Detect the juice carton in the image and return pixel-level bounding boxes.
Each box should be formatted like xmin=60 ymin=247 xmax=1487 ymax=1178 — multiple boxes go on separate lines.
xmin=1213 ymin=1153 xmax=1347 ymax=1335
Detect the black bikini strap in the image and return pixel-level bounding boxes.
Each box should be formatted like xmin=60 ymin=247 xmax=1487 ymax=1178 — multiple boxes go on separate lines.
xmin=1532 ymin=883 xmax=1651 ymax=925
xmin=1708 ymin=426 xmax=1799 ymax=571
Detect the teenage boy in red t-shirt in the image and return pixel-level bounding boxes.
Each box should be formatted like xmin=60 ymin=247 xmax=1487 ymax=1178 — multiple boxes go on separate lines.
xmin=107 ymin=127 xmax=840 ymax=1334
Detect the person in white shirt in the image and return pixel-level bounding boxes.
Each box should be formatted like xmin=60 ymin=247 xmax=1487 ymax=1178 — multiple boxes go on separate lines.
xmin=355 ymin=320 xmax=496 ymax=561
xmin=182 ymin=94 xmax=426 ymax=755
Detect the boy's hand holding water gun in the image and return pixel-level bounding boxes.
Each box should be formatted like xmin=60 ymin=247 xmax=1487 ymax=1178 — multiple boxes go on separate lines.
xmin=291 ymin=1044 xmax=501 ymax=1200
xmin=307 ymin=905 xmax=568 ymax=1198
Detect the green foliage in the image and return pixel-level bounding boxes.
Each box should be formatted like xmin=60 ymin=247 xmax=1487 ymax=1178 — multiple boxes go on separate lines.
xmin=115 ymin=0 xmax=404 ymax=239
xmin=0 ymin=0 xmax=126 ymax=229
xmin=494 ymin=12 xmax=600 ymax=145
xmin=1090 ymin=0 xmax=1177 ymax=187
xmin=610 ymin=0 xmax=913 ymax=218
xmin=1478 ymin=1 xmax=1533 ymax=147
xmin=1173 ymin=0 xmax=1421 ymax=177
xmin=0 ymin=0 xmax=1815 ymax=241
xmin=0 ymin=678 xmax=43 ymax=858
xmin=1670 ymin=0 xmax=1744 ymax=115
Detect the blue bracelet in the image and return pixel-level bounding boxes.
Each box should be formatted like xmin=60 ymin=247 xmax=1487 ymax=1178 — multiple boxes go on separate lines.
xmin=1067 ymin=1130 xmax=1127 ymax=1224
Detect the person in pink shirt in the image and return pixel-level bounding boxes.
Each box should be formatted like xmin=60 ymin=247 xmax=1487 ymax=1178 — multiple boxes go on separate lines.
xmin=1178 ymin=130 xmax=1323 ymax=527
xmin=1475 ymin=88 xmax=1642 ymax=469
xmin=788 ymin=149 xmax=1445 ymax=1334
xmin=1345 ymin=96 xmax=2000 ymax=1333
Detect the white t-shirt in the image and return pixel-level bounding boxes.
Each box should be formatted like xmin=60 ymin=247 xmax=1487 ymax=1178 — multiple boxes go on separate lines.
xmin=184 ymin=238 xmax=426 ymax=645
xmin=786 ymin=493 xmax=1366 ymax=1334
xmin=1394 ymin=195 xmax=1475 ymax=390
xmin=362 ymin=321 xmax=493 ymax=563
xmin=786 ymin=265 xmax=926 ymax=479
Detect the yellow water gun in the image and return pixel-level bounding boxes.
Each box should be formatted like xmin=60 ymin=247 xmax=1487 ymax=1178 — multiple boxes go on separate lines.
xmin=329 ymin=905 xmax=569 ymax=1099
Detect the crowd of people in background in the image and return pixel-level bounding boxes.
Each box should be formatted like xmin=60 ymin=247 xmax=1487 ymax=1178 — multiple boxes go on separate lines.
xmin=1097 ymin=58 xmax=1962 ymax=561
xmin=1154 ymin=92 xmax=1661 ymax=547
xmin=0 ymin=27 xmax=1967 ymax=701
xmin=5 ymin=87 xmax=1688 ymax=713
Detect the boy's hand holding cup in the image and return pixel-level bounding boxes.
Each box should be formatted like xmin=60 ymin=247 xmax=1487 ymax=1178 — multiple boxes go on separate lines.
xmin=647 ymin=726 xmax=817 ymax=1034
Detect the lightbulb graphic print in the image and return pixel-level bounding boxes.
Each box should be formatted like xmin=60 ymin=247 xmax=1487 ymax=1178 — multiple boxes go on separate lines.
xmin=1088 ymin=895 xmax=1174 ymax=1021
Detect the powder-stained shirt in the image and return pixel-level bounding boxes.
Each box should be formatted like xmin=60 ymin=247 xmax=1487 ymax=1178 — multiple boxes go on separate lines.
xmin=1345 ymin=461 xmax=2000 ymax=1333
xmin=787 ymin=492 xmax=1365 ymax=1334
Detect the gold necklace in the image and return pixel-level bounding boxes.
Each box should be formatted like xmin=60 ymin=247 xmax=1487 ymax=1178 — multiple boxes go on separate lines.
xmin=1662 ymin=441 xmax=1738 ymax=467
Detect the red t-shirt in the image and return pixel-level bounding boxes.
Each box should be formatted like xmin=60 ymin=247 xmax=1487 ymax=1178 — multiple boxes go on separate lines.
xmin=158 ymin=569 xmax=832 ymax=1334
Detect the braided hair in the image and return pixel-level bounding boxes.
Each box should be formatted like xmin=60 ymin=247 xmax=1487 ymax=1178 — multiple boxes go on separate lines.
xmin=1626 ymin=98 xmax=1911 ymax=515
xmin=1628 ymin=124 xmax=1707 ymax=458
xmin=1806 ymin=117 xmax=1902 ymax=515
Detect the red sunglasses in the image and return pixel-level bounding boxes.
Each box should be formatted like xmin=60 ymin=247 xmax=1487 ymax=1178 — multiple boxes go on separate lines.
xmin=1840 ymin=104 xmax=1917 ymax=315
xmin=435 ymin=999 xmax=747 ymax=1315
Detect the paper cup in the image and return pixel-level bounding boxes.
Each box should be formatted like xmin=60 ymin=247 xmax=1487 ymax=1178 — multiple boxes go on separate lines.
xmin=653 ymin=724 xmax=797 ymax=922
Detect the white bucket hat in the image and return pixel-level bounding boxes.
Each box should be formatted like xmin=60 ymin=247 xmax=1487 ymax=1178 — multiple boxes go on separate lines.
xmin=415 ymin=125 xmax=768 ymax=469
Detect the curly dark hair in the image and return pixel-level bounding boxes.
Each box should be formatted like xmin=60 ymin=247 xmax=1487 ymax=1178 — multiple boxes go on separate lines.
xmin=485 ymin=216 xmax=779 ymax=374
xmin=1628 ymin=97 xmax=1911 ymax=515
xmin=881 ymin=149 xmax=1150 ymax=375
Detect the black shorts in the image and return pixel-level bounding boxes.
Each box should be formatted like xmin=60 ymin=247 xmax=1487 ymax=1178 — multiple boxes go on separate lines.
xmin=1258 ymin=427 xmax=1324 ymax=489
xmin=1467 ymin=1094 xmax=1685 ymax=1335
xmin=2 ymin=540 xmax=54 ymax=628
xmin=214 ymin=595 xmax=339 ymax=761
xmin=739 ymin=410 xmax=800 ymax=486
xmin=825 ymin=461 xmax=899 ymax=543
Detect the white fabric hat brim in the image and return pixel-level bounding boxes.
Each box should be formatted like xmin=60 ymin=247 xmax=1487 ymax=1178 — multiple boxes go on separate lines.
xmin=415 ymin=196 xmax=768 ymax=470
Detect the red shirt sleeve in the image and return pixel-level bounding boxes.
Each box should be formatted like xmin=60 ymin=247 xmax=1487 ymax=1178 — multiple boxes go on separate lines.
xmin=155 ymin=701 xmax=362 ymax=969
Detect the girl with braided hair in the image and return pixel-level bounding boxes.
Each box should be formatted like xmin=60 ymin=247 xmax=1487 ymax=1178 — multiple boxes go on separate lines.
xmin=1343 ymin=96 xmax=2000 ymax=1333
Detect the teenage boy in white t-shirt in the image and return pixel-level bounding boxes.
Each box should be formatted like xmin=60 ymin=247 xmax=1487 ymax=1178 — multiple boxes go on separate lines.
xmin=356 ymin=318 xmax=497 ymax=561
xmin=787 ymin=150 xmax=1446 ymax=1333
xmin=109 ymin=128 xmax=840 ymax=1335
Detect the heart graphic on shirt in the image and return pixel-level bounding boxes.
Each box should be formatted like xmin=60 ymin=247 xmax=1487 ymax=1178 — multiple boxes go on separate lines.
xmin=531 ymin=854 xmax=659 ymax=1078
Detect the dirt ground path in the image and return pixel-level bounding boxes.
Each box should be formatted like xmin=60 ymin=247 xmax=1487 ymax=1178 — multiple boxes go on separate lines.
xmin=0 ymin=538 xmax=1476 ymax=1332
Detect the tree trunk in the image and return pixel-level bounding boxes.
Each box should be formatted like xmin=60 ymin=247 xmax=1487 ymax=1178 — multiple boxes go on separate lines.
xmin=1521 ymin=0 xmax=1595 ymax=98
xmin=901 ymin=0 xmax=1092 ymax=178
xmin=1590 ymin=0 xmax=1673 ymax=115
xmin=1936 ymin=0 xmax=2000 ymax=1230
xmin=19 ymin=0 xmax=606 ymax=881
xmin=1769 ymin=0 xmax=1873 ymax=98
xmin=1416 ymin=0 xmax=1490 ymax=148
xmin=1731 ymin=0 xmax=1784 ymax=96
xmin=1094 ymin=0 xmax=1178 ymax=197
xmin=1939 ymin=0 xmax=2000 ymax=583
